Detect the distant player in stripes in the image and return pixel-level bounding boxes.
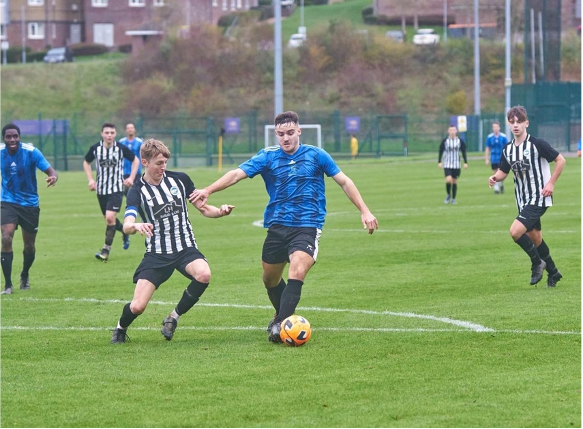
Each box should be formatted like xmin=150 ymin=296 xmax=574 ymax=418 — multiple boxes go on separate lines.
xmin=0 ymin=124 xmax=58 ymax=295
xmin=484 ymin=121 xmax=508 ymax=194
xmin=110 ymin=139 xmax=234 ymax=344
xmin=488 ymin=106 xmax=566 ymax=287
xmin=83 ymin=123 xmax=139 ymax=261
xmin=438 ymin=125 xmax=468 ymax=204
xmin=191 ymin=111 xmax=378 ymax=344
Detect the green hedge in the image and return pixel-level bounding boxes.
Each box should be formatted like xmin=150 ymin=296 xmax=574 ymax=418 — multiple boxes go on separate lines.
xmin=70 ymin=43 xmax=109 ymax=56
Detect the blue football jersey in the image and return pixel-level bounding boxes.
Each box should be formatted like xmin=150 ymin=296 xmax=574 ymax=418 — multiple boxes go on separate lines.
xmin=486 ymin=132 xmax=508 ymax=164
xmin=119 ymin=137 xmax=143 ymax=177
xmin=1 ymin=142 xmax=51 ymax=207
xmin=239 ymin=144 xmax=341 ymax=229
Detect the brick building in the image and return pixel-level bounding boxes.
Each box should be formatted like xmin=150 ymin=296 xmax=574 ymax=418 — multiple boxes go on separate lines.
xmin=1 ymin=0 xmax=258 ymax=52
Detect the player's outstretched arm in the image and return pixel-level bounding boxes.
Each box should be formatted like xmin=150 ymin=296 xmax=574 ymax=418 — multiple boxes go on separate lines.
xmin=192 ymin=198 xmax=235 ymax=219
xmin=189 ymin=168 xmax=248 ymax=206
xmin=332 ymin=172 xmax=378 ymax=234
xmin=123 ymin=215 xmax=154 ymax=237
xmin=44 ymin=166 xmax=58 ymax=187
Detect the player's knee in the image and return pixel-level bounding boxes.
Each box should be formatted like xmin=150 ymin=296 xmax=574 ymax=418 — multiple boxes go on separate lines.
xmin=23 ymin=243 xmax=35 ymax=254
xmin=194 ymin=269 xmax=211 ymax=284
xmin=130 ymin=301 xmax=147 ymax=315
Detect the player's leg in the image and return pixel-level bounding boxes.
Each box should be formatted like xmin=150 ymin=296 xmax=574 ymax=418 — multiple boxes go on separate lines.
xmin=530 ymin=228 xmax=561 ymax=287
xmin=19 ymin=206 xmax=40 ymax=290
xmin=162 ymin=249 xmax=210 ymax=341
xmin=267 ymin=227 xmax=319 ymax=343
xmin=1 ymin=203 xmax=19 ymax=294
xmin=261 ymin=225 xmax=291 ymax=327
xmin=444 ymin=172 xmax=452 ymax=204
xmin=510 ymin=207 xmax=546 ymax=285
xmin=451 ymin=170 xmax=460 ymax=204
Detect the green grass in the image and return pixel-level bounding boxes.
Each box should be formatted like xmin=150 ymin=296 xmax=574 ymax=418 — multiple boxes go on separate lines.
xmin=0 ymin=59 xmax=124 ymax=127
xmin=1 ymin=157 xmax=580 ymax=427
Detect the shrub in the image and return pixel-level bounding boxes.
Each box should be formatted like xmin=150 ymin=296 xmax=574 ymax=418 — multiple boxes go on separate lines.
xmin=27 ymin=51 xmax=48 ymax=62
xmin=218 ymin=14 xmax=238 ymax=27
xmin=5 ymin=46 xmax=31 ymax=63
xmin=70 ymin=43 xmax=109 ymax=56
xmin=118 ymin=44 xmax=132 ymax=54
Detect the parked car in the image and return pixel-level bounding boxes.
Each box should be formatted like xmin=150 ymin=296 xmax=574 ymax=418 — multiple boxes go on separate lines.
xmin=287 ymin=33 xmax=307 ymax=48
xmin=43 ymin=46 xmax=74 ymax=63
xmin=385 ymin=30 xmax=405 ymax=43
xmin=412 ymin=28 xmax=440 ymax=45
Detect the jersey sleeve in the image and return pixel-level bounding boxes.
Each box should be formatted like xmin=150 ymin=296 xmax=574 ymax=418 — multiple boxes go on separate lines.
xmin=32 ymin=148 xmax=51 ymax=172
xmin=485 ymin=136 xmax=492 ymax=148
xmin=84 ymin=143 xmax=97 ymax=163
xmin=119 ymin=143 xmax=136 ymax=161
xmin=460 ymin=139 xmax=468 ymax=163
xmin=239 ymin=149 xmax=269 ymax=179
xmin=533 ymin=139 xmax=560 ymax=163
xmin=438 ymin=139 xmax=445 ymax=162
xmin=499 ymin=146 xmax=511 ymax=173
xmin=177 ymin=172 xmax=196 ymax=195
xmin=124 ymin=185 xmax=141 ymax=219
xmin=317 ymin=148 xmax=341 ymax=177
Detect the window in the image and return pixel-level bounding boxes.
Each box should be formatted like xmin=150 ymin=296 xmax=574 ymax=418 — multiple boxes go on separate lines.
xmin=28 ymin=22 xmax=45 ymax=39
xmin=28 ymin=0 xmax=44 ymax=5
xmin=212 ymin=0 xmax=218 ymax=6
xmin=237 ymin=0 xmax=241 ymax=8
xmin=129 ymin=0 xmax=145 ymax=6
xmin=153 ymin=0 xmax=164 ymax=5
xmin=230 ymin=0 xmax=235 ymax=10
xmin=222 ymin=0 xmax=227 ymax=10
xmin=92 ymin=0 xmax=107 ymax=6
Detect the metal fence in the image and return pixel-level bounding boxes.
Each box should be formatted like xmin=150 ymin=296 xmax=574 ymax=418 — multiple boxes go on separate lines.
xmin=8 ymin=101 xmax=580 ymax=171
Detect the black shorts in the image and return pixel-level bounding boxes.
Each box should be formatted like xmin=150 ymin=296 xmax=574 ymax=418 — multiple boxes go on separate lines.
xmin=491 ymin=163 xmax=500 ymax=170
xmin=97 ymin=192 xmax=124 ymax=216
xmin=133 ymin=247 xmax=207 ymax=288
xmin=262 ymin=224 xmax=321 ymax=264
xmin=0 ymin=202 xmax=40 ymax=233
xmin=444 ymin=168 xmax=461 ymax=179
xmin=516 ymin=205 xmax=547 ymax=232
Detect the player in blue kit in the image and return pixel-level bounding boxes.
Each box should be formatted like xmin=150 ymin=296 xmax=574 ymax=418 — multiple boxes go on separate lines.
xmin=485 ymin=121 xmax=508 ymax=194
xmin=1 ymin=123 xmax=58 ymax=295
xmin=191 ymin=111 xmax=378 ymax=343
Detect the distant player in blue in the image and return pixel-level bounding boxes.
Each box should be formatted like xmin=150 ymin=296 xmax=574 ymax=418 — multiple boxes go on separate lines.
xmin=119 ymin=122 xmax=143 ymax=194
xmin=485 ymin=121 xmax=508 ymax=194
xmin=1 ymin=123 xmax=58 ymax=295
xmin=191 ymin=111 xmax=378 ymax=343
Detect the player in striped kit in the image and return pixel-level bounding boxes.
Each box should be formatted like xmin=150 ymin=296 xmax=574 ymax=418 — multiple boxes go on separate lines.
xmin=83 ymin=123 xmax=139 ymax=261
xmin=488 ymin=106 xmax=566 ymax=287
xmin=438 ymin=125 xmax=468 ymax=204
xmin=110 ymin=139 xmax=234 ymax=343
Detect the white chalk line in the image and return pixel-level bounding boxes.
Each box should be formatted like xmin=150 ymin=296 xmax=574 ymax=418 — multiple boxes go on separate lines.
xmin=3 ymin=297 xmax=579 ymax=336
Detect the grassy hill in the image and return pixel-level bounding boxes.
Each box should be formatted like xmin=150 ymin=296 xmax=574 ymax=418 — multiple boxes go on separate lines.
xmin=1 ymin=0 xmax=580 ymax=125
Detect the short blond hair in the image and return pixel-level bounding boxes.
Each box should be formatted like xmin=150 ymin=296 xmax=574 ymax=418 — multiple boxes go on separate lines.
xmin=140 ymin=138 xmax=170 ymax=161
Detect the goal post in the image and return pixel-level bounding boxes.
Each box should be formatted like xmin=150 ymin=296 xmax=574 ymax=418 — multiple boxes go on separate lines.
xmin=264 ymin=124 xmax=322 ymax=148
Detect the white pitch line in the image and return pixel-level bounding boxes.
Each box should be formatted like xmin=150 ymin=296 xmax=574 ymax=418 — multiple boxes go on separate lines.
xmin=8 ymin=297 xmax=580 ymax=335
xmin=1 ymin=326 xmax=579 ymax=335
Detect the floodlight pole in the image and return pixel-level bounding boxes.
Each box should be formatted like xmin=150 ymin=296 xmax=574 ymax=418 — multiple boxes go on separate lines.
xmin=473 ymin=0 xmax=481 ymax=116
xmin=274 ymin=0 xmax=284 ymax=115
xmin=504 ymin=0 xmax=511 ymax=137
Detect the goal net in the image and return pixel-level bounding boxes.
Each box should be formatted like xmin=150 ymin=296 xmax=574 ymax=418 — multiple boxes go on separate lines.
xmin=264 ymin=124 xmax=322 ymax=148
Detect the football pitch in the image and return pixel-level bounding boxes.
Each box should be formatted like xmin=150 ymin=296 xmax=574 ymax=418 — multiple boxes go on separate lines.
xmin=1 ymin=155 xmax=580 ymax=428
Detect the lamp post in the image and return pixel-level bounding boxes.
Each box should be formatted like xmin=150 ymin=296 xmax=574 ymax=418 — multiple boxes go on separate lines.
xmin=274 ymin=0 xmax=283 ymax=115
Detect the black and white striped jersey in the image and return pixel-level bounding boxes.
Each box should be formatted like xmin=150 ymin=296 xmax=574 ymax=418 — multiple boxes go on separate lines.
xmin=438 ymin=137 xmax=468 ymax=169
xmin=124 ymin=171 xmax=198 ymax=255
xmin=84 ymin=141 xmax=135 ymax=195
xmin=499 ymin=134 xmax=559 ymax=211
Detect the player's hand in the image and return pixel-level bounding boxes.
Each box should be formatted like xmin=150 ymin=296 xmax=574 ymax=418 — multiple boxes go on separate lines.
xmin=488 ymin=175 xmax=497 ymax=188
xmin=189 ymin=188 xmax=210 ymax=206
xmin=541 ymin=183 xmax=554 ymax=197
xmin=88 ymin=179 xmax=96 ymax=191
xmin=485 ymin=159 xmax=490 ymax=166
xmin=463 ymin=163 xmax=468 ymax=169
xmin=219 ymin=204 xmax=235 ymax=217
xmin=362 ymin=212 xmax=378 ymax=235
xmin=133 ymin=223 xmax=154 ymax=237
xmin=123 ymin=177 xmax=134 ymax=188
xmin=46 ymin=176 xmax=58 ymax=187
xmin=438 ymin=163 xmax=443 ymax=169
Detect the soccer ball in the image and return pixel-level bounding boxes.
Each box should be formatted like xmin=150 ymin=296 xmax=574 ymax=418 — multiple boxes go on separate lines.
xmin=280 ymin=315 xmax=311 ymax=347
